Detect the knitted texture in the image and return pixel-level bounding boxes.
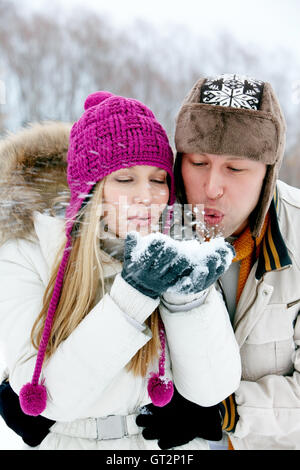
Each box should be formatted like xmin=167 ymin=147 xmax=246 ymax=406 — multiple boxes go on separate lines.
xmin=147 ymin=319 xmax=174 ymax=407
xmin=19 ymin=91 xmax=175 ymax=416
xmin=19 ymin=236 xmax=73 ymax=416
xmin=66 ymin=91 xmax=175 ymax=236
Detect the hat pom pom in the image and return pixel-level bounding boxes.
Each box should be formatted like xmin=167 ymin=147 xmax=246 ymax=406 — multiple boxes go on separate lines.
xmin=84 ymin=91 xmax=114 ymax=110
xmin=19 ymin=382 xmax=47 ymax=416
xmin=147 ymin=373 xmax=174 ymax=407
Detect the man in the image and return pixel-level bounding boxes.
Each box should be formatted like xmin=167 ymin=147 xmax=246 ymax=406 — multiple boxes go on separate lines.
xmin=137 ymin=74 xmax=300 ymax=450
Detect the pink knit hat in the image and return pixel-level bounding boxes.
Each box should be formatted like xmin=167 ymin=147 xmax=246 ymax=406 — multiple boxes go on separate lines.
xmin=19 ymin=91 xmax=175 ymax=416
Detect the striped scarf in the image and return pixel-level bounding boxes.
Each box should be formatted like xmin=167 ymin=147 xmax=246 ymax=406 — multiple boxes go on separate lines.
xmin=224 ymin=213 xmax=270 ymax=450
xmin=233 ymin=213 xmax=270 ymax=304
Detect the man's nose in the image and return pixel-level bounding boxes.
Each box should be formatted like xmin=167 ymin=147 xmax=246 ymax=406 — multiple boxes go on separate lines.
xmin=205 ymin=171 xmax=224 ymax=200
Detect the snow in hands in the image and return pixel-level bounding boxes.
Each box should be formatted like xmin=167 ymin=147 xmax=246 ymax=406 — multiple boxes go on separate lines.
xmin=128 ymin=231 xmax=235 ymax=294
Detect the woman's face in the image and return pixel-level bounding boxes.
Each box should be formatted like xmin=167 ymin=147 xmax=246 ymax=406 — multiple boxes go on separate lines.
xmin=103 ymin=165 xmax=170 ymax=238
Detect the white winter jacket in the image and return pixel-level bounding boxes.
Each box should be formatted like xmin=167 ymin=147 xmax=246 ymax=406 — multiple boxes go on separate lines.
xmin=0 ymin=122 xmax=241 ymax=450
xmin=0 ymin=211 xmax=241 ymax=450
xmin=229 ymin=180 xmax=300 ymax=450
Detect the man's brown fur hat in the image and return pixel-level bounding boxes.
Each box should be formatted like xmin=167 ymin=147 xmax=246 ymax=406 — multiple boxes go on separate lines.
xmin=174 ymin=74 xmax=286 ymax=237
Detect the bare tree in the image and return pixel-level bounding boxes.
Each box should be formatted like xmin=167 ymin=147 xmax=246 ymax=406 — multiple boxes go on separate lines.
xmin=0 ymin=3 xmax=300 ymax=185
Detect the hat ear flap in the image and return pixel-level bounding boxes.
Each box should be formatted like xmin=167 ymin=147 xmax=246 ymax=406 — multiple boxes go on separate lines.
xmin=19 ymin=235 xmax=73 ymax=416
xmin=250 ymin=164 xmax=278 ymax=238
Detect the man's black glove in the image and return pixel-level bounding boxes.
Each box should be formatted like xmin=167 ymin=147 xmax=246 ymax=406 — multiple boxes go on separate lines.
xmin=0 ymin=380 xmax=55 ymax=447
xmin=136 ymin=387 xmax=223 ymax=449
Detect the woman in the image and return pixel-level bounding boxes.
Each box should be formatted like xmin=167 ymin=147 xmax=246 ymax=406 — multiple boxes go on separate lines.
xmin=0 ymin=92 xmax=240 ymax=450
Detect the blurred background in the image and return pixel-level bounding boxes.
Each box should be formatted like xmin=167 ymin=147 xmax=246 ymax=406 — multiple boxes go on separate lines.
xmin=0 ymin=0 xmax=300 ymax=449
xmin=0 ymin=0 xmax=300 ymax=186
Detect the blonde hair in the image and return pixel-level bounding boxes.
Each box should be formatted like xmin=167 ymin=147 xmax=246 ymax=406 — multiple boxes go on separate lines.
xmin=31 ymin=180 xmax=160 ymax=377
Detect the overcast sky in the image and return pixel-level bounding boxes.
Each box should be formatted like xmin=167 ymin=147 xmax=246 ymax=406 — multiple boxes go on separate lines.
xmin=25 ymin=0 xmax=300 ymax=55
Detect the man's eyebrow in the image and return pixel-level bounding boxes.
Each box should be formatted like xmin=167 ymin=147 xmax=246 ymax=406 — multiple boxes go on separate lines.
xmin=224 ymin=155 xmax=248 ymax=161
xmin=198 ymin=153 xmax=248 ymax=161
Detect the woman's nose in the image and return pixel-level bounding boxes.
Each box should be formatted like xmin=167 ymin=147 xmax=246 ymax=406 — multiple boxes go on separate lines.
xmin=132 ymin=183 xmax=152 ymax=204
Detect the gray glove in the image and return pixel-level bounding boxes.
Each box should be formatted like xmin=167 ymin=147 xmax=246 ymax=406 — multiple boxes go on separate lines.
xmin=122 ymin=232 xmax=235 ymax=299
xmin=166 ymin=237 xmax=235 ymax=295
xmin=121 ymin=232 xmax=195 ymax=299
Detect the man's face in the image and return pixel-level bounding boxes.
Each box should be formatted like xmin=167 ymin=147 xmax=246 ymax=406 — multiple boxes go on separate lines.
xmin=180 ymin=153 xmax=267 ymax=238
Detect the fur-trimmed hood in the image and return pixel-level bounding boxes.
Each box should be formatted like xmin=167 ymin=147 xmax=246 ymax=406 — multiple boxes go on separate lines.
xmin=0 ymin=121 xmax=72 ymax=245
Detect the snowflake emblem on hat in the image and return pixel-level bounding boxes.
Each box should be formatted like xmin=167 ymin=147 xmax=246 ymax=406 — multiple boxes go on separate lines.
xmin=200 ymin=74 xmax=264 ymax=110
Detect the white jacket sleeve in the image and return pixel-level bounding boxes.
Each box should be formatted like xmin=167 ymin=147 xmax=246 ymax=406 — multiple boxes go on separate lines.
xmin=0 ymin=240 xmax=158 ymax=421
xmin=160 ymin=286 xmax=241 ymax=406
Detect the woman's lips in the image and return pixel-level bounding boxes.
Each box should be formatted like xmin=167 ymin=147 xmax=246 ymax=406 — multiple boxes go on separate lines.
xmin=127 ymin=216 xmax=151 ymax=226
xmin=204 ymin=208 xmax=224 ymax=226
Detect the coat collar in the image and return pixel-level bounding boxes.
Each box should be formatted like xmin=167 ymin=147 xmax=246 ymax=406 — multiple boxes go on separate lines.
xmin=33 ymin=211 xmax=122 ymax=278
xmin=255 ymin=185 xmax=292 ymax=280
xmin=234 ymin=181 xmax=299 ymax=345
xmin=275 ymin=180 xmax=300 ymax=270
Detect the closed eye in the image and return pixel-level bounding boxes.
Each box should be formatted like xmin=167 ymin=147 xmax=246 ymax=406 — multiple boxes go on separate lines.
xmin=151 ymin=179 xmax=167 ymax=184
xmin=228 ymin=167 xmax=244 ymax=172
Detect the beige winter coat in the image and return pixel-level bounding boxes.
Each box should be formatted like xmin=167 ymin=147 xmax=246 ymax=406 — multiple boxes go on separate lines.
xmin=230 ymin=180 xmax=300 ymax=450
